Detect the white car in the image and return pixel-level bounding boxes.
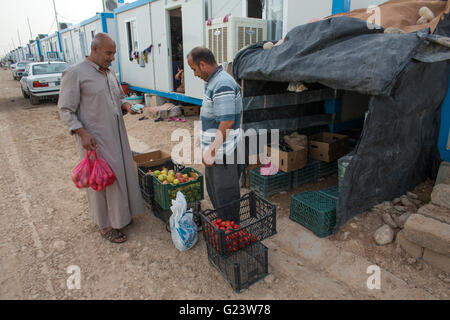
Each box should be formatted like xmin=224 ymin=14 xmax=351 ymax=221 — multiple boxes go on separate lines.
xmin=12 ymin=61 xmax=32 ymax=80
xmin=20 ymin=62 xmax=69 ymax=105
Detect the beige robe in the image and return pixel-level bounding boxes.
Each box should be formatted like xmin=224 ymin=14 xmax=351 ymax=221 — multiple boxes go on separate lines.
xmin=58 ymin=59 xmax=145 ymax=229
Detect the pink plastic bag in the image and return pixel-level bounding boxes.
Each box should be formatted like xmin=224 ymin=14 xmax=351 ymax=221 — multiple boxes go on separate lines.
xmin=71 ymin=150 xmax=93 ymax=189
xmin=89 ymin=150 xmax=116 ymax=192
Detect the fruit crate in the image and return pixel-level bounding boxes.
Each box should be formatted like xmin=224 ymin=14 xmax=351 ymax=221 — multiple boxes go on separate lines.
xmin=206 ymin=241 xmax=268 ymax=293
xmin=200 ymin=191 xmax=276 ymax=256
xmin=318 ymin=160 xmax=338 ymax=178
xmin=289 ymin=191 xmax=337 ymax=238
xmin=137 ymin=160 xmax=184 ymax=207
xmin=291 ymin=160 xmax=320 ymax=188
xmin=249 ymin=169 xmax=291 ymax=198
xmin=153 ymin=167 xmax=204 ymax=210
xmin=318 ymin=185 xmax=339 ymax=201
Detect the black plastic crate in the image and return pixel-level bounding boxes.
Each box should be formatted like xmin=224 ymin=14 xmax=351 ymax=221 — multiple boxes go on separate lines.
xmin=200 ymin=191 xmax=276 ymax=256
xmin=206 ymin=241 xmax=268 ymax=293
xmin=137 ymin=160 xmax=184 ymax=207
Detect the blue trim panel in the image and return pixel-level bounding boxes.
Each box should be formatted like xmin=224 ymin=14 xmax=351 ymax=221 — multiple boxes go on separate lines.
xmin=114 ymin=0 xmax=156 ymax=14
xmin=439 ymin=74 xmax=450 ymax=162
xmin=36 ymin=40 xmax=42 ymax=58
xmin=128 ymin=85 xmax=203 ymax=106
xmin=101 ymin=13 xmax=109 ymax=33
xmin=332 ymin=0 xmax=351 ymax=15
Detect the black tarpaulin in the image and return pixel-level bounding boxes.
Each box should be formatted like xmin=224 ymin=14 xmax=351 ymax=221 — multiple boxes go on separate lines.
xmin=232 ymin=16 xmax=450 ymax=232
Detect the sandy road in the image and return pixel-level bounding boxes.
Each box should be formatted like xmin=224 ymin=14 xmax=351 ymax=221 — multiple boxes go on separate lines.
xmin=0 ymin=68 xmax=446 ymax=300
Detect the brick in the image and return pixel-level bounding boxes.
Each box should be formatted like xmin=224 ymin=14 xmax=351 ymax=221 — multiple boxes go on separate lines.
xmin=403 ymin=214 xmax=450 ymax=256
xmin=435 ymin=162 xmax=450 ymax=185
xmin=423 ymin=248 xmax=450 ymax=273
xmin=417 ymin=204 xmax=450 ymax=224
xmin=396 ymin=230 xmax=423 ymax=258
xmin=431 ymin=184 xmax=450 ymax=209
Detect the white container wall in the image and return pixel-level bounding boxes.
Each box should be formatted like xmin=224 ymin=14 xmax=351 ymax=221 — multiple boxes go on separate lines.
xmin=116 ymin=2 xmax=156 ymax=89
xmin=116 ymin=0 xmax=206 ymax=100
xmin=60 ymin=30 xmax=75 ymax=64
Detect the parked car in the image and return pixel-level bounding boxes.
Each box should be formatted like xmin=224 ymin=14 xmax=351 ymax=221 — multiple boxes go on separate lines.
xmin=20 ymin=62 xmax=69 ymax=105
xmin=12 ymin=61 xmax=32 ymax=80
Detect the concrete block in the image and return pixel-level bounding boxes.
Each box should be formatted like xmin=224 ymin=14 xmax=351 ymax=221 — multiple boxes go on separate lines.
xmin=435 ymin=161 xmax=450 ymax=185
xmin=423 ymin=248 xmax=450 ymax=273
xmin=396 ymin=230 xmax=423 ymax=258
xmin=403 ymin=214 xmax=450 ymax=256
xmin=431 ymin=184 xmax=450 ymax=209
xmin=417 ymin=203 xmax=450 ymax=224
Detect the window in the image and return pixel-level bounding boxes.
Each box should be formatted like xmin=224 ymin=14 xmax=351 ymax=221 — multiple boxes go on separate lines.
xmin=264 ymin=0 xmax=284 ymax=41
xmin=33 ymin=63 xmax=68 ymax=75
xmin=91 ymin=30 xmax=96 ymax=41
xmin=126 ymin=19 xmax=138 ymax=60
xmin=248 ymin=0 xmax=263 ymax=19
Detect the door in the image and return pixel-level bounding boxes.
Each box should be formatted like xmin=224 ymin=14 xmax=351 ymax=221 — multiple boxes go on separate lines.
xmin=182 ymin=0 xmax=205 ymax=99
xmin=151 ymin=1 xmax=171 ymax=92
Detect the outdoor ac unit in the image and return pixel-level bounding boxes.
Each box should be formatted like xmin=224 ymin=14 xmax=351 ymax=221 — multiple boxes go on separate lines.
xmin=102 ymin=0 xmax=124 ymax=13
xmin=206 ymin=16 xmax=267 ymax=64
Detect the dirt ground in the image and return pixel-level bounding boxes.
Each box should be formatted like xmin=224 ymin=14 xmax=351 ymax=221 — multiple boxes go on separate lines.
xmin=0 ymin=68 xmax=448 ymax=300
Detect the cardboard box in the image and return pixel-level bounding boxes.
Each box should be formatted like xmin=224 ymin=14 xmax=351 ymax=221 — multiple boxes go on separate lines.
xmin=133 ymin=150 xmax=172 ymax=174
xmin=284 ymin=133 xmax=308 ymax=150
xmin=309 ymin=132 xmax=349 ymax=163
xmin=183 ymin=106 xmax=200 ymax=117
xmin=265 ymin=145 xmax=307 ymax=173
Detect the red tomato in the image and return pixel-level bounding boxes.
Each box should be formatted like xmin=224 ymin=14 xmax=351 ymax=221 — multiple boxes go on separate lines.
xmin=233 ymin=224 xmax=241 ymax=230
xmin=230 ymin=221 xmax=235 ymax=227
xmin=216 ymin=219 xmax=222 ymax=224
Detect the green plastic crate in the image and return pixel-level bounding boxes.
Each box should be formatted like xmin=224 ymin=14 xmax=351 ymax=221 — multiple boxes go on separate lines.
xmin=291 ymin=160 xmax=320 ymax=188
xmin=318 ymin=185 xmax=339 ymax=201
xmin=249 ymin=169 xmax=291 ymax=198
xmin=153 ymin=167 xmax=204 ymax=210
xmin=289 ymin=191 xmax=337 ymax=238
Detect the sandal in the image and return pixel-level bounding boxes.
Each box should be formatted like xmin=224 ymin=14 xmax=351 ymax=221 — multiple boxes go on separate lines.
xmin=101 ymin=229 xmax=127 ymax=244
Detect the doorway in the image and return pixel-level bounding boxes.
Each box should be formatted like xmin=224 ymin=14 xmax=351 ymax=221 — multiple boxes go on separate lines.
xmin=169 ymin=7 xmax=185 ymax=93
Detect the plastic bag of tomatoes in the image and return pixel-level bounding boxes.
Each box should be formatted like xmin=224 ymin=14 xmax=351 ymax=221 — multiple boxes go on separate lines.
xmin=71 ymin=150 xmax=94 ymax=189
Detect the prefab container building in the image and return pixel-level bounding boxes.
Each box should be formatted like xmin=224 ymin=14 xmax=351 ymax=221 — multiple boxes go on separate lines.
xmin=115 ymin=0 xmax=209 ymax=104
xmin=40 ymin=33 xmax=63 ymax=61
xmin=29 ymin=40 xmax=42 ymax=61
xmin=59 ymin=13 xmax=118 ymax=72
xmin=114 ymin=0 xmax=367 ymax=105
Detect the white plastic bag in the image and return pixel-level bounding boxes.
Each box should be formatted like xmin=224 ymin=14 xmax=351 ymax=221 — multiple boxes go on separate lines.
xmin=169 ymin=191 xmax=198 ymax=252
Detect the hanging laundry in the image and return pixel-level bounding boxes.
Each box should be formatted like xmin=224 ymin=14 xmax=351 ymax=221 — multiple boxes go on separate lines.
xmin=142 ymin=50 xmax=148 ymax=64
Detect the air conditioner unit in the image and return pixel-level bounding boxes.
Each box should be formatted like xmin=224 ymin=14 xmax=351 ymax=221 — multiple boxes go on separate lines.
xmin=102 ymin=0 xmax=124 ymax=13
xmin=206 ymin=16 xmax=267 ymax=64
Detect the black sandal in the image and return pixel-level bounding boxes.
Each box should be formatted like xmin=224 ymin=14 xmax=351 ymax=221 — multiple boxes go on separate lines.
xmin=101 ymin=229 xmax=127 ymax=244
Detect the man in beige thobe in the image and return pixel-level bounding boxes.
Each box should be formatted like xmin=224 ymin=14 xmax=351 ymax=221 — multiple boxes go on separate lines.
xmin=58 ymin=33 xmax=145 ymax=243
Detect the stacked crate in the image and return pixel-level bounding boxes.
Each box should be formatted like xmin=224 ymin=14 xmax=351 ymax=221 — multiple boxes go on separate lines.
xmin=200 ymin=191 xmax=277 ymax=293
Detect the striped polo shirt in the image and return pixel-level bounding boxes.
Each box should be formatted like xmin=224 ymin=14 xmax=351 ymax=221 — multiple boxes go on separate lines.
xmin=200 ymin=66 xmax=243 ymax=161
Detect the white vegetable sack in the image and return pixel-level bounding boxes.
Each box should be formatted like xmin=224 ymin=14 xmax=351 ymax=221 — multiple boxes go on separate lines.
xmin=169 ymin=191 xmax=198 ymax=252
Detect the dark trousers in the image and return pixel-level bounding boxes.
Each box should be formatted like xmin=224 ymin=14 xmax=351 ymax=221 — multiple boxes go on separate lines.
xmin=205 ymin=160 xmax=243 ymax=222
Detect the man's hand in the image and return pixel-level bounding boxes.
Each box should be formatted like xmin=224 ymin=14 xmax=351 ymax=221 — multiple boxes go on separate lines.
xmin=122 ymin=102 xmax=139 ymax=115
xmin=203 ymin=147 xmax=215 ymax=167
xmin=74 ymin=128 xmax=97 ymax=151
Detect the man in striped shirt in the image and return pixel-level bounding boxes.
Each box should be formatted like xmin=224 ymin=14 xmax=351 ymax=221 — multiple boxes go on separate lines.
xmin=187 ymin=47 xmax=243 ymax=214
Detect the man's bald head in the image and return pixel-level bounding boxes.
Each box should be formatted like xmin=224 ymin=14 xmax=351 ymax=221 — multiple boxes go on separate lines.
xmin=91 ymin=33 xmax=115 ymax=50
xmin=89 ymin=33 xmax=116 ymax=70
